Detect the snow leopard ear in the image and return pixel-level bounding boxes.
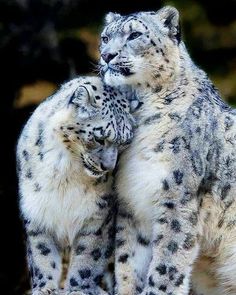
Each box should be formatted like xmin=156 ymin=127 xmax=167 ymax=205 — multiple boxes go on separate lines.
xmin=105 ymin=12 xmax=121 ymax=24
xmin=156 ymin=6 xmax=181 ymax=44
xmin=69 ymin=86 xmax=98 ymax=119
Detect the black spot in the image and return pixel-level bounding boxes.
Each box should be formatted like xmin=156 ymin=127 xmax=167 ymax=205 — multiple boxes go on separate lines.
xmin=159 ymin=285 xmax=167 ymax=292
xmin=144 ymin=113 xmax=161 ymax=125
xmin=79 ymin=268 xmax=91 ymax=279
xmin=167 ymin=241 xmax=178 ymax=253
xmin=169 ymin=112 xmax=181 ymax=122
xmin=70 ymin=277 xmax=79 ymax=287
xmin=22 ymin=150 xmax=30 ymax=161
xmin=191 ymin=150 xmax=204 ymax=176
xmin=153 ymin=234 xmax=164 ymax=245
xmin=28 ymin=229 xmax=42 ymax=237
xmin=150 ymin=40 xmax=156 ymax=46
xmin=149 ymin=292 xmax=157 ymax=295
xmin=157 ymin=218 xmax=168 ymax=224
xmin=118 ymin=254 xmax=129 ymax=263
xmin=36 ymin=243 xmax=51 ymax=256
xmin=92 ymin=85 xmax=97 ymax=91
xmin=170 ymin=137 xmax=181 ymax=154
xmin=218 ymin=218 xmax=224 ymax=228
xmin=137 ymin=235 xmax=150 ymax=246
xmin=171 ymin=219 xmax=181 ymax=232
xmin=38 ymin=273 xmax=43 ymax=280
xmin=35 ymin=136 xmax=43 ymax=147
xmin=136 ymin=286 xmax=143 ymax=293
xmin=163 ymin=201 xmax=174 ymax=209
xmin=168 ymin=266 xmax=178 ymax=280
xmin=104 ymin=245 xmax=113 ymax=259
xmin=175 ymin=274 xmax=185 ymax=286
xmin=118 ymin=211 xmax=133 ymax=219
xmin=76 ymin=244 xmax=85 ymax=255
xmin=162 ymin=180 xmax=169 ymax=191
xmin=34 ymin=182 xmax=41 ymax=192
xmin=91 ymin=248 xmax=102 ymax=261
xmin=180 ymin=192 xmax=194 ymax=205
xmin=156 ymin=264 xmax=167 ymax=275
xmin=96 ymin=200 xmax=107 ymax=209
xmin=67 ymin=126 xmax=74 ymax=130
xmin=47 ymin=275 xmax=53 ymax=280
xmin=154 ymin=141 xmax=165 ymax=153
xmin=39 ymin=281 xmax=46 ymax=288
xmin=25 ymin=169 xmax=33 ymax=179
xmin=51 ymin=261 xmax=56 ymax=269
xmin=189 ymin=212 xmax=198 ymax=226
xmin=32 ymin=282 xmax=37 ymax=288
xmin=81 ymin=284 xmax=90 ymax=289
xmin=94 ymin=274 xmax=103 ymax=285
xmin=116 ymin=239 xmax=125 ymax=248
xmin=183 ymin=234 xmax=195 ymax=250
xmin=173 ymin=170 xmax=183 ymax=185
xmin=108 ymin=262 xmax=114 ymax=272
xmin=38 ymin=152 xmax=44 ymax=161
xmin=95 ymin=228 xmax=102 ymax=236
xmin=221 ymin=184 xmax=231 ymax=200
xmin=148 ymin=275 xmax=155 ymax=287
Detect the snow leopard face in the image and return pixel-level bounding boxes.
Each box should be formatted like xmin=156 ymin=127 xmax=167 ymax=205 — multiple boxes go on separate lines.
xmin=56 ymin=77 xmax=135 ymax=177
xmin=100 ymin=6 xmax=182 ymax=88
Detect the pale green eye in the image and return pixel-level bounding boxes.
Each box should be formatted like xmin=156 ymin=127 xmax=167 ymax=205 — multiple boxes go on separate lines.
xmin=127 ymin=32 xmax=143 ymax=41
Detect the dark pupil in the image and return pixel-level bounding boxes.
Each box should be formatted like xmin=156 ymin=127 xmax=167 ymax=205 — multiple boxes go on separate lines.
xmin=95 ymin=138 xmax=105 ymax=145
xmin=102 ymin=36 xmax=108 ymax=43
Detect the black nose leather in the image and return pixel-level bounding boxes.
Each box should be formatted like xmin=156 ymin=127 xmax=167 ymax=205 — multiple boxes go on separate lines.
xmin=101 ymin=52 xmax=118 ymax=63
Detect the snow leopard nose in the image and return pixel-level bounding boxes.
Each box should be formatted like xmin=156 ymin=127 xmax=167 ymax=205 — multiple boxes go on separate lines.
xmin=101 ymin=52 xmax=118 ymax=63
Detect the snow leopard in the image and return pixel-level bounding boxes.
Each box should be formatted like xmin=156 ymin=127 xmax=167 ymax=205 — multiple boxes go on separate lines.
xmin=17 ymin=76 xmax=135 ymax=295
xmin=100 ymin=5 xmax=236 ymax=295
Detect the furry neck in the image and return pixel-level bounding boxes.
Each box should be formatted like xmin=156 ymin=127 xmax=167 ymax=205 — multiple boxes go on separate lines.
xmin=133 ymin=43 xmax=205 ymax=107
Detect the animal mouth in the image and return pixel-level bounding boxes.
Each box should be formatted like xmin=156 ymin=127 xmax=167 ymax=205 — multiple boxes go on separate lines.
xmin=81 ymin=154 xmax=106 ymax=177
xmin=102 ymin=64 xmax=134 ymax=77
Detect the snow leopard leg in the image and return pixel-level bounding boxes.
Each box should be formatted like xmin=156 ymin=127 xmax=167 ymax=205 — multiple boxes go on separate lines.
xmin=142 ymin=190 xmax=201 ymax=295
xmin=65 ymin=203 xmax=115 ymax=295
xmin=25 ymin=220 xmax=62 ymax=294
xmin=114 ymin=204 xmax=151 ymax=295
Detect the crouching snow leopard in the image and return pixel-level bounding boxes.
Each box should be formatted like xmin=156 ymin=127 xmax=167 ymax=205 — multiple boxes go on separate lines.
xmin=17 ymin=76 xmax=135 ymax=295
xmin=100 ymin=6 xmax=236 ymax=295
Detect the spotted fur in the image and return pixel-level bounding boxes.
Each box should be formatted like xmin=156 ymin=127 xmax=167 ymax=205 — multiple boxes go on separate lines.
xmin=17 ymin=76 xmax=135 ymax=295
xmin=100 ymin=6 xmax=236 ymax=295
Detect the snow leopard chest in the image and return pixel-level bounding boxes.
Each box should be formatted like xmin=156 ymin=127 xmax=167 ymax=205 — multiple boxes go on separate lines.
xmin=116 ymin=130 xmax=170 ymax=223
xmin=20 ymin=166 xmax=108 ymax=244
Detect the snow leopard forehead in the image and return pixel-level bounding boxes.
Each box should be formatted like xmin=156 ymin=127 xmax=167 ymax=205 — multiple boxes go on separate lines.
xmin=102 ymin=7 xmax=180 ymax=44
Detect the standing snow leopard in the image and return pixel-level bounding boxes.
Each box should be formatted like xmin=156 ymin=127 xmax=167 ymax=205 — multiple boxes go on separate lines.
xmin=17 ymin=76 xmax=136 ymax=295
xmin=100 ymin=6 xmax=236 ymax=295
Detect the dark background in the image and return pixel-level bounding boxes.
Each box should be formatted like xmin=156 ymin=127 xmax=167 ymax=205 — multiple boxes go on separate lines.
xmin=0 ymin=0 xmax=235 ymax=294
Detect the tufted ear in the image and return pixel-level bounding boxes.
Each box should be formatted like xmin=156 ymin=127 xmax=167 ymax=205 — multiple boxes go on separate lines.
xmin=105 ymin=12 xmax=121 ymax=24
xmin=156 ymin=6 xmax=181 ymax=43
xmin=69 ymin=86 xmax=99 ymax=119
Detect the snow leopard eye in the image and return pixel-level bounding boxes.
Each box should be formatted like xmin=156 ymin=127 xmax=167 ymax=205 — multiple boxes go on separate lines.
xmin=127 ymin=32 xmax=143 ymax=41
xmin=94 ymin=137 xmax=105 ymax=146
xmin=101 ymin=36 xmax=109 ymax=44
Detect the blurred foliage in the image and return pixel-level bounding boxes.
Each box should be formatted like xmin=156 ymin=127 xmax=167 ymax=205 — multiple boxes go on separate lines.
xmin=0 ymin=1 xmax=235 ymax=294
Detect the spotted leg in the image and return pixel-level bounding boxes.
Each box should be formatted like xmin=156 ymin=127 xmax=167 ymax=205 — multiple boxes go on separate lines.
xmin=114 ymin=204 xmax=152 ymax=295
xmin=65 ymin=202 xmax=115 ymax=295
xmin=25 ymin=220 xmax=62 ymax=295
xmin=141 ymin=172 xmax=201 ymax=295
